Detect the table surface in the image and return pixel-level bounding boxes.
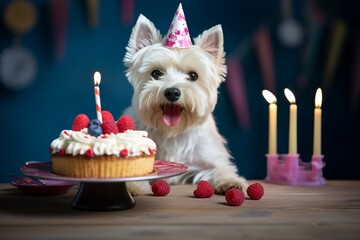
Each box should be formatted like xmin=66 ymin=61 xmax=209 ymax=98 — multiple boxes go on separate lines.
xmin=1 ymin=180 xmax=360 ymax=240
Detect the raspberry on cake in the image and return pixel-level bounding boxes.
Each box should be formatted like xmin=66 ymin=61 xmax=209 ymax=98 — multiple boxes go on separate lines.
xmin=117 ymin=115 xmax=136 ymax=132
xmin=101 ymin=119 xmax=119 ymax=134
xmin=101 ymin=110 xmax=115 ymax=121
xmin=72 ymin=114 xmax=90 ymax=131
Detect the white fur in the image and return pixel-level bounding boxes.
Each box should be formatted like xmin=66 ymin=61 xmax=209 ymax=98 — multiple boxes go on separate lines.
xmin=124 ymin=15 xmax=248 ymax=195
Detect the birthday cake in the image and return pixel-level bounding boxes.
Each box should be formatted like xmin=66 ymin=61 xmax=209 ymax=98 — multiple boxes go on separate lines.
xmin=50 ymin=112 xmax=157 ymax=178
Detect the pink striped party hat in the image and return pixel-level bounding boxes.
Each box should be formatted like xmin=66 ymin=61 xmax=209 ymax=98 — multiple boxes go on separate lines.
xmin=163 ymin=3 xmax=192 ymax=48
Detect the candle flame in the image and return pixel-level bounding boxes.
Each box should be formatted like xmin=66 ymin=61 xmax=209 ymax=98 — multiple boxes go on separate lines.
xmin=284 ymin=88 xmax=296 ymax=104
xmin=262 ymin=90 xmax=277 ymax=104
xmin=94 ymin=71 xmax=101 ymax=85
xmin=315 ymin=88 xmax=322 ymax=108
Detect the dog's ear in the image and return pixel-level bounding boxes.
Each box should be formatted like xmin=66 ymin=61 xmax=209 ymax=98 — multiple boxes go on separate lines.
xmin=194 ymin=25 xmax=227 ymax=81
xmin=124 ymin=14 xmax=162 ymax=66
xmin=194 ymin=25 xmax=225 ymax=63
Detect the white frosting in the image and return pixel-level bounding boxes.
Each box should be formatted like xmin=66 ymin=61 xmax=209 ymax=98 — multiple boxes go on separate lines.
xmin=50 ymin=129 xmax=156 ymax=157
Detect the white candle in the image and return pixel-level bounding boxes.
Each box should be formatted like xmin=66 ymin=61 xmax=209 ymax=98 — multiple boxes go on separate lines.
xmin=262 ymin=90 xmax=277 ymax=154
xmin=313 ymin=88 xmax=322 ymax=156
xmin=94 ymin=71 xmax=102 ymax=123
xmin=284 ymin=88 xmax=297 ymax=154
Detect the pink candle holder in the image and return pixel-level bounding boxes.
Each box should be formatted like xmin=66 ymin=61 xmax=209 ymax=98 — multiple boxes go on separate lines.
xmin=265 ymin=154 xmax=326 ymax=186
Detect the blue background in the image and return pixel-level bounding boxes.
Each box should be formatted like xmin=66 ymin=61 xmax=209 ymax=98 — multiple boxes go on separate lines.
xmin=1 ymin=0 xmax=359 ymax=182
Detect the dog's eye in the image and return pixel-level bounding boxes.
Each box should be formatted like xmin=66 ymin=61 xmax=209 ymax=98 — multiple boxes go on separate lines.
xmin=188 ymin=72 xmax=198 ymax=81
xmin=151 ymin=70 xmax=164 ymax=80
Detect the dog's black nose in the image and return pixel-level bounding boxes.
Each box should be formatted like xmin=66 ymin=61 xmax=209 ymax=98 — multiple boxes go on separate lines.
xmin=164 ymin=88 xmax=181 ymax=102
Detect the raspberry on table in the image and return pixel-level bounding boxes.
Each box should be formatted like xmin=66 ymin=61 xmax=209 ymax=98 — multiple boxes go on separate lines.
xmin=152 ymin=179 xmax=170 ymax=196
xmin=247 ymin=182 xmax=264 ymax=200
xmin=193 ymin=180 xmax=214 ymax=198
xmin=225 ymin=188 xmax=245 ymax=206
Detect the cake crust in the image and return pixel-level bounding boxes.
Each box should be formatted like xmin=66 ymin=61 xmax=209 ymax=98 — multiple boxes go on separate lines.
xmin=52 ymin=155 xmax=155 ymax=178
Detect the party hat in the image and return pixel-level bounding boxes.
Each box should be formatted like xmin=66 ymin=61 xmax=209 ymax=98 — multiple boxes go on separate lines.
xmin=163 ymin=3 xmax=192 ymax=48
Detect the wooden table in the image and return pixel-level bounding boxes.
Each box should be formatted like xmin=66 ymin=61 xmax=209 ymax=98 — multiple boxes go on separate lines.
xmin=1 ymin=181 xmax=359 ymax=240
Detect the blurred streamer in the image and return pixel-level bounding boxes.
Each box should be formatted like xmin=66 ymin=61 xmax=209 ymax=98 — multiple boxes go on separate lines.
xmin=253 ymin=27 xmax=276 ymax=94
xmin=86 ymin=0 xmax=99 ymax=28
xmin=298 ymin=0 xmax=325 ymax=89
xmin=323 ymin=19 xmax=347 ymax=89
xmin=121 ymin=0 xmax=135 ymax=26
xmin=50 ymin=0 xmax=68 ymax=62
xmin=225 ymin=56 xmax=250 ymax=129
xmin=351 ymin=37 xmax=360 ymax=111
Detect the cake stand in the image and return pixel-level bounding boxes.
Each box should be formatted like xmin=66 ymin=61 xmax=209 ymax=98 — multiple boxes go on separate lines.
xmin=20 ymin=160 xmax=188 ymax=211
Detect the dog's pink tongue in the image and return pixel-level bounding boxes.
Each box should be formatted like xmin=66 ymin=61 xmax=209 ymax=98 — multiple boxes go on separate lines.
xmin=163 ymin=104 xmax=181 ymax=126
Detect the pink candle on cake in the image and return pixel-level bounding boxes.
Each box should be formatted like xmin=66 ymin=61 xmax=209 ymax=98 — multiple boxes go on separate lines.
xmin=93 ymin=71 xmax=102 ymax=123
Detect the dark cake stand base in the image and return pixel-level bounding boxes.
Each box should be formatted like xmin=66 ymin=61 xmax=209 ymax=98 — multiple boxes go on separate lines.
xmin=72 ymin=182 xmax=135 ymax=211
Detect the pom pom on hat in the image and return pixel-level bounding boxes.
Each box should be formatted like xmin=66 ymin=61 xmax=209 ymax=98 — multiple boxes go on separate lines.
xmin=163 ymin=3 xmax=192 ymax=48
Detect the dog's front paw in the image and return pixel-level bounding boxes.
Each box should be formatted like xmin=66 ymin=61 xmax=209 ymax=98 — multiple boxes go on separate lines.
xmin=213 ymin=177 xmax=248 ymax=195
xmin=126 ymin=181 xmax=151 ymax=196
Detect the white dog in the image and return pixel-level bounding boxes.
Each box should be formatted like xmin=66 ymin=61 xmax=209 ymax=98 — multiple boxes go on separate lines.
xmin=124 ymin=14 xmax=248 ymax=195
